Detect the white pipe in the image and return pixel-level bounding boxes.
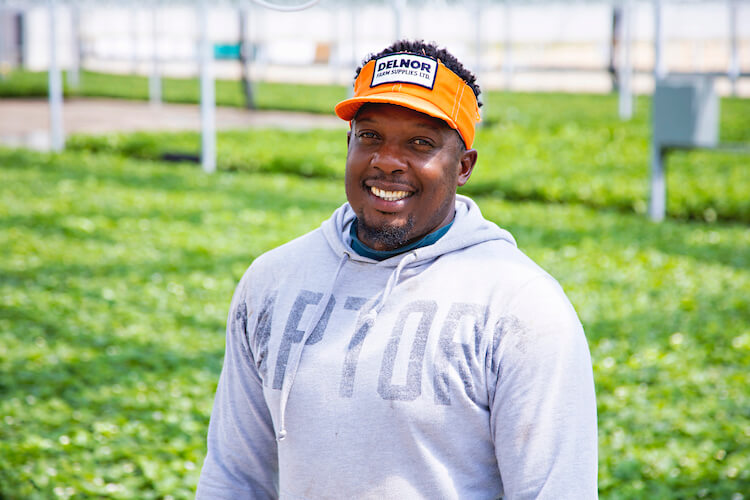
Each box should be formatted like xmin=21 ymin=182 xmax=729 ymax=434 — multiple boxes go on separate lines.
xmin=150 ymin=4 xmax=161 ymax=107
xmin=199 ymin=0 xmax=216 ymax=173
xmin=130 ymin=5 xmax=138 ymax=73
xmin=350 ymin=4 xmax=356 ymax=68
xmin=332 ymin=4 xmax=340 ymax=83
xmin=618 ymin=0 xmax=633 ymax=120
xmin=348 ymin=3 xmax=356 ymax=97
xmin=250 ymin=0 xmax=319 ymax=13
xmin=392 ymin=0 xmax=406 ymax=40
xmin=729 ymin=0 xmax=739 ymax=96
xmin=648 ymin=145 xmax=666 ymax=222
xmin=503 ymin=0 xmax=513 ymax=90
xmin=48 ymin=0 xmax=64 ymax=152
xmin=239 ymin=2 xmax=254 ymax=108
xmin=0 ymin=0 xmax=7 ymax=80
xmin=474 ymin=0 xmax=482 ymax=74
xmin=653 ymin=0 xmax=665 ymax=81
xmin=68 ymin=4 xmax=80 ymax=89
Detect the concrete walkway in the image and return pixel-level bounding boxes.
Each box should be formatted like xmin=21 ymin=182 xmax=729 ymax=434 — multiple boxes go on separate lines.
xmin=0 ymin=98 xmax=346 ymax=150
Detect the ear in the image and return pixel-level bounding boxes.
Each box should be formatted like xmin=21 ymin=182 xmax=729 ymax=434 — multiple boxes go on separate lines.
xmin=457 ymin=149 xmax=478 ymax=187
xmin=346 ymin=129 xmax=352 ymax=147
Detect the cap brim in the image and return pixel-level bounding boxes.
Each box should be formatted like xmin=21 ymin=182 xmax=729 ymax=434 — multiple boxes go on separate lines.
xmin=335 ymin=93 xmax=459 ymax=132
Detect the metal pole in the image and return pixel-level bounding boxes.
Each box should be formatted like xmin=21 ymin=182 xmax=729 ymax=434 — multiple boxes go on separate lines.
xmin=150 ymin=4 xmax=161 ymax=106
xmin=608 ymin=5 xmax=621 ymax=92
xmin=331 ymin=3 xmax=338 ymax=84
xmin=412 ymin=0 xmax=421 ymax=36
xmin=239 ymin=4 xmax=254 ymax=109
xmin=347 ymin=3 xmax=356 ymax=97
xmin=474 ymin=0 xmax=482 ymax=74
xmin=48 ymin=0 xmax=64 ymax=152
xmin=350 ymin=3 xmax=356 ymax=69
xmin=199 ymin=0 xmax=216 ymax=173
xmin=728 ymin=0 xmax=739 ymax=96
xmin=653 ymin=0 xmax=665 ymax=82
xmin=648 ymin=143 xmax=666 ymax=221
xmin=392 ymin=0 xmax=405 ymax=40
xmin=618 ymin=0 xmax=633 ymax=120
xmin=130 ymin=5 xmax=138 ymax=74
xmin=68 ymin=3 xmax=80 ymax=89
xmin=503 ymin=0 xmax=513 ymax=90
xmin=0 ymin=0 xmax=6 ymax=80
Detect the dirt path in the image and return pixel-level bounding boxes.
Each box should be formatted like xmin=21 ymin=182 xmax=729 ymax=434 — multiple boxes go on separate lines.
xmin=0 ymin=97 xmax=346 ymax=150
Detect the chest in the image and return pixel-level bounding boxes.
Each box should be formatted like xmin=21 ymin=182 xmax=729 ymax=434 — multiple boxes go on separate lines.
xmin=252 ymin=265 xmax=502 ymax=412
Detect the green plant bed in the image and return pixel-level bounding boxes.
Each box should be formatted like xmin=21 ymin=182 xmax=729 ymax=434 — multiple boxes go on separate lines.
xmin=1 ymin=149 xmax=748 ymax=499
xmin=67 ymin=91 xmax=750 ymax=222
xmin=468 ymin=92 xmax=750 ymax=222
xmin=67 ymin=128 xmax=348 ymax=178
xmin=0 ymin=70 xmax=347 ymax=114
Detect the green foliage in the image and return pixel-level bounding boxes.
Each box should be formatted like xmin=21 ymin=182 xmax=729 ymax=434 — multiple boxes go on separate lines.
xmin=477 ymin=199 xmax=750 ymax=499
xmin=0 ymin=69 xmax=51 ymax=97
xmin=6 ymin=70 xmax=749 ymax=221
xmin=0 ymin=70 xmax=347 ymax=114
xmin=66 ymin=129 xmax=347 ymax=178
xmin=0 ymin=148 xmax=342 ymax=499
xmin=1 ymin=148 xmax=748 ymax=499
xmin=2 ymin=75 xmax=749 ymax=497
xmin=66 ymin=91 xmax=750 ymax=222
xmin=466 ymin=92 xmax=750 ymax=222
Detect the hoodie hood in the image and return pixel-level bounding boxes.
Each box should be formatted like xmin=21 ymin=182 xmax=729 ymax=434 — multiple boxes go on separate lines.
xmin=321 ymin=194 xmax=516 ymax=266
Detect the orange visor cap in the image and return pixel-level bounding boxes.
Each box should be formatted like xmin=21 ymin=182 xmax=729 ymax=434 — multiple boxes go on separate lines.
xmin=335 ymin=54 xmax=481 ymax=148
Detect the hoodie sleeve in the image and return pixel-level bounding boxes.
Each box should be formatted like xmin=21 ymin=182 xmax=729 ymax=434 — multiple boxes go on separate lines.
xmin=489 ymin=275 xmax=598 ymax=500
xmin=196 ymin=275 xmax=279 ymax=499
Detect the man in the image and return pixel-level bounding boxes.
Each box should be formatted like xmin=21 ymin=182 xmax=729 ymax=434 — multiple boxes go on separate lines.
xmin=197 ymin=40 xmax=597 ymax=499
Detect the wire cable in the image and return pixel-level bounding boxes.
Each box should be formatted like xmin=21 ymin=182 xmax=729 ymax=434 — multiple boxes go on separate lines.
xmin=249 ymin=0 xmax=319 ymax=12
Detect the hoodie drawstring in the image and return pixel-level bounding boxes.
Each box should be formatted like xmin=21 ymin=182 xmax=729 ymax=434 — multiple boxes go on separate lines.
xmin=361 ymin=251 xmax=418 ymax=323
xmin=277 ymin=253 xmax=349 ymax=441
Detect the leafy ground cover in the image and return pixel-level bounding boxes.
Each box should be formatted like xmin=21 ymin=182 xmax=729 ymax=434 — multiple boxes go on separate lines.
xmin=0 ymin=70 xmax=346 ymax=114
xmin=1 ymin=148 xmax=748 ymax=499
xmin=471 ymin=92 xmax=750 ymax=222
xmin=67 ymin=129 xmax=347 ymax=179
xmin=67 ymin=91 xmax=750 ymax=222
xmin=4 ymin=70 xmax=749 ymax=220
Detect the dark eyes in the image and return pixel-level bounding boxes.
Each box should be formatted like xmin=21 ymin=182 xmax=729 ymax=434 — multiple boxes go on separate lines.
xmin=412 ymin=138 xmax=434 ymax=147
xmin=355 ymin=131 xmax=434 ymax=149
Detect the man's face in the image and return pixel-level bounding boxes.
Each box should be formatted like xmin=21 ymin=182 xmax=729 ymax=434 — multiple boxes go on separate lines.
xmin=345 ymin=103 xmax=477 ymax=251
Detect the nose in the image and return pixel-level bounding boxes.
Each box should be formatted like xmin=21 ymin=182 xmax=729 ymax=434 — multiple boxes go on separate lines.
xmin=371 ymin=141 xmax=407 ymax=174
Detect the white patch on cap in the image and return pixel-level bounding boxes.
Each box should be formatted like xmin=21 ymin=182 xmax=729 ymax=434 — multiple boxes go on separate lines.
xmin=370 ymin=54 xmax=438 ymax=90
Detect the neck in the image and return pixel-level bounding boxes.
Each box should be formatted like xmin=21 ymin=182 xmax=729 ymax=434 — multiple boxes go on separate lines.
xmin=350 ymin=218 xmax=454 ymax=261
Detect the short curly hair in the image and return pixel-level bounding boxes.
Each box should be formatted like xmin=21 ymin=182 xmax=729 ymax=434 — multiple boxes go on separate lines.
xmin=354 ymin=39 xmax=482 ymax=107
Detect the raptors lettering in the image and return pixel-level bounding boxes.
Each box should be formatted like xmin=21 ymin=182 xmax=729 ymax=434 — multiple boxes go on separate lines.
xmin=261 ymin=289 xmax=491 ymax=405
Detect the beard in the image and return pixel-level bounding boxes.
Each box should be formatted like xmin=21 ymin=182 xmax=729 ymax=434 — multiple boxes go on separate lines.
xmin=357 ymin=213 xmax=416 ymax=251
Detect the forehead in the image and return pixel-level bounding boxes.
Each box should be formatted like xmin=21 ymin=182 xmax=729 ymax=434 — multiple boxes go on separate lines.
xmin=353 ymin=103 xmax=452 ymax=132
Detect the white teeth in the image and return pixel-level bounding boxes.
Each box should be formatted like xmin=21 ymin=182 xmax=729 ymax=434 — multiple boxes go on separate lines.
xmin=370 ymin=186 xmax=412 ymax=201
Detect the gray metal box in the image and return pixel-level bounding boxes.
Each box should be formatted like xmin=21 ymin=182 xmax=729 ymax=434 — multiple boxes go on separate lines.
xmin=652 ymin=76 xmax=719 ymax=148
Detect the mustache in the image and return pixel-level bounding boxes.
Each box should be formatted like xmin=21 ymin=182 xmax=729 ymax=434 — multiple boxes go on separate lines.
xmin=363 ymin=174 xmax=417 ymax=191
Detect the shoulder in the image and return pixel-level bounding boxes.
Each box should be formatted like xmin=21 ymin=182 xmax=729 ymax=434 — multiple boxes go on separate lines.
xmin=237 ymin=227 xmax=330 ymax=296
xmin=472 ymin=240 xmax=580 ymax=336
xmin=488 ymin=256 xmax=586 ymax=376
xmin=252 ymin=227 xmax=328 ymax=270
xmin=445 ymin=238 xmax=555 ymax=297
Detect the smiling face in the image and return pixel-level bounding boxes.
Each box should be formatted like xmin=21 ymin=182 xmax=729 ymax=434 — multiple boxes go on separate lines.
xmin=345 ymin=103 xmax=478 ymax=251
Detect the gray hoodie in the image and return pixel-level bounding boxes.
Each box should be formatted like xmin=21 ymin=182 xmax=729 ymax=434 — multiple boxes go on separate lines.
xmin=196 ymin=195 xmax=598 ymax=499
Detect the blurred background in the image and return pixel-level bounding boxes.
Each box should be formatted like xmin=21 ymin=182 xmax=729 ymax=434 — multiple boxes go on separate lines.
xmin=0 ymin=0 xmax=748 ymax=499
xmin=2 ymin=0 xmax=749 ymax=92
